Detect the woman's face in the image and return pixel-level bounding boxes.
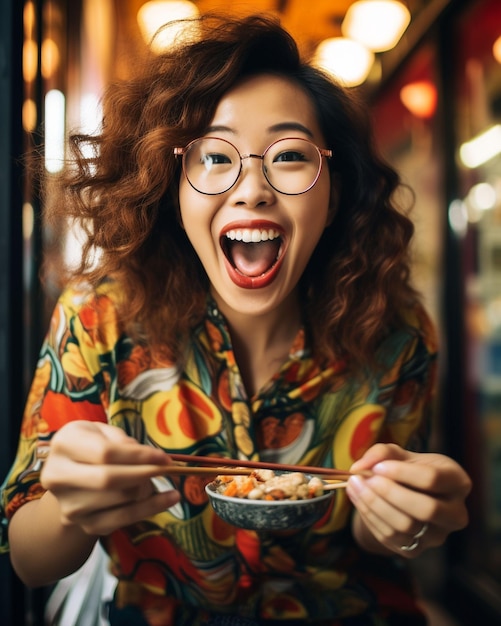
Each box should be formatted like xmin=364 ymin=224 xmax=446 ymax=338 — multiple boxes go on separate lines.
xmin=179 ymin=73 xmax=334 ymax=319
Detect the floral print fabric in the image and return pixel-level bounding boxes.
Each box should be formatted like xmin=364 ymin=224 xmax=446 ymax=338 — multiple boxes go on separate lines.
xmin=0 ymin=282 xmax=437 ymax=625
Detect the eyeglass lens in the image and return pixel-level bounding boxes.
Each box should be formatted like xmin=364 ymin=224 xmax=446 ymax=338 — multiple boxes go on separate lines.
xmin=182 ymin=137 xmax=324 ymax=195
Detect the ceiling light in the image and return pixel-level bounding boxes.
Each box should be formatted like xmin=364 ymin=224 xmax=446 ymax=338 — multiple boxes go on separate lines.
xmin=313 ymin=38 xmax=374 ymax=87
xmin=342 ymin=0 xmax=411 ymax=52
xmin=137 ymin=1 xmax=200 ymax=53
xmin=459 ymin=124 xmax=501 ymax=169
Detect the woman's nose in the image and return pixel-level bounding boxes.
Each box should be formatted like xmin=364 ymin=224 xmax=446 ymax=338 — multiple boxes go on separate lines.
xmin=230 ymin=155 xmax=275 ymax=206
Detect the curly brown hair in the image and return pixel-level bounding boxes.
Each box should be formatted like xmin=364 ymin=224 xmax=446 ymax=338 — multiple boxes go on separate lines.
xmin=44 ymin=13 xmax=419 ymax=370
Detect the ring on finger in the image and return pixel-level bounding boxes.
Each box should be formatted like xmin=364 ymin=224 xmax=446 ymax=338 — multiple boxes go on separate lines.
xmin=413 ymin=522 xmax=428 ymax=539
xmin=400 ymin=522 xmax=429 ymax=552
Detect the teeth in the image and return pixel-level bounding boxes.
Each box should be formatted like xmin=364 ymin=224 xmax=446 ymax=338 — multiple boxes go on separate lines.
xmin=225 ymin=228 xmax=281 ymax=243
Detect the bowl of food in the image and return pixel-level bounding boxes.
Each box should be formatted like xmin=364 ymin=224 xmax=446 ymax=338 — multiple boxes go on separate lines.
xmin=205 ymin=469 xmax=334 ymax=531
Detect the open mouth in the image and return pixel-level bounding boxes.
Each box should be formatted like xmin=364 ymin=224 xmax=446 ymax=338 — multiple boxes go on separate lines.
xmin=220 ymin=225 xmax=285 ymax=288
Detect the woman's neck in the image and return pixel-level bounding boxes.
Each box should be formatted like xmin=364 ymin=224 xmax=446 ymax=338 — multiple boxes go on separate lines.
xmin=214 ymin=291 xmax=302 ymax=397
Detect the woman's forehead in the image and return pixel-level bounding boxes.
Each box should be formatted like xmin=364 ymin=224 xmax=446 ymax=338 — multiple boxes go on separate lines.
xmin=208 ymin=74 xmax=324 ymax=142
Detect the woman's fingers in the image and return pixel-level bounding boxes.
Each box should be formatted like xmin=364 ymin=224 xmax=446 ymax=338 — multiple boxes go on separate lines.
xmin=43 ymin=458 xmax=182 ymax=530
xmin=40 ymin=421 xmax=181 ymax=535
xmin=351 ymin=444 xmax=472 ymax=497
xmin=65 ymin=490 xmax=181 ymax=536
xmin=347 ymin=444 xmax=472 ymax=557
xmin=42 ymin=457 xmax=174 ymax=491
xmin=348 ymin=475 xmax=424 ymax=534
xmin=347 ymin=473 xmax=468 ymax=533
xmin=348 ymin=476 xmax=449 ymax=557
xmin=49 ymin=421 xmax=169 ymax=466
xmin=372 ymin=455 xmax=472 ymax=498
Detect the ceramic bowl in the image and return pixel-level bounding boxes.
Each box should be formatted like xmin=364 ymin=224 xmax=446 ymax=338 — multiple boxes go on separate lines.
xmin=205 ymin=476 xmax=333 ymax=531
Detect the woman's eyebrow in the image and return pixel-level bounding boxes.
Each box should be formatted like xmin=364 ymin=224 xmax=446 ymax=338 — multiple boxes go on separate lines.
xmin=268 ymin=122 xmax=314 ymax=137
xmin=205 ymin=125 xmax=234 ymax=134
xmin=205 ymin=122 xmax=314 ymax=137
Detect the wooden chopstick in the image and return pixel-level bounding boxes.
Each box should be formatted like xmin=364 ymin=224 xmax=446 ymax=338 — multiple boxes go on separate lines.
xmin=322 ymin=481 xmax=348 ymax=490
xmin=160 ymin=464 xmax=345 ymax=479
xmin=160 ymin=466 xmax=349 ymax=487
xmin=168 ymin=453 xmax=366 ymax=479
xmin=162 ymin=465 xmax=253 ymax=476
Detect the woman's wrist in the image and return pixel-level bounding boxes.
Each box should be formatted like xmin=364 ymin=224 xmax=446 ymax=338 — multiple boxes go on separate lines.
xmin=8 ymin=492 xmax=98 ymax=587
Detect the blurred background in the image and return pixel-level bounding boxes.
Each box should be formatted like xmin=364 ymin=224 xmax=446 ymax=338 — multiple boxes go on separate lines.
xmin=0 ymin=0 xmax=500 ymax=624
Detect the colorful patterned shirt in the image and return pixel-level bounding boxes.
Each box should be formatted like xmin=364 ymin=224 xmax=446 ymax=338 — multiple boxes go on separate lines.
xmin=0 ymin=281 xmax=438 ymax=625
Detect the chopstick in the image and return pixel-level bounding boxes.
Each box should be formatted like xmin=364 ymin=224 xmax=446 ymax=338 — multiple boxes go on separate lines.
xmin=168 ymin=453 xmax=367 ymax=480
xmin=161 ymin=465 xmax=253 ymax=476
xmin=323 ymin=481 xmax=349 ymax=490
xmin=158 ymin=465 xmax=349 ymax=490
xmin=161 ymin=467 xmax=349 ymax=488
xmin=160 ymin=466 xmax=349 ymax=488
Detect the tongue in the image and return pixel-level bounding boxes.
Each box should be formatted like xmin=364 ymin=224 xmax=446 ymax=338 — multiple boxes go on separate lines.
xmin=230 ymin=240 xmax=280 ymax=277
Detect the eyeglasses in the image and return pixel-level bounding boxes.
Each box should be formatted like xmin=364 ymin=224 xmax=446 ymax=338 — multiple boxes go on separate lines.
xmin=174 ymin=137 xmax=332 ymax=196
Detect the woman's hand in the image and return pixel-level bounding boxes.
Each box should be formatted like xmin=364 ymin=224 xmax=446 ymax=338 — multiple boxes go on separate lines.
xmin=346 ymin=443 xmax=472 ymax=558
xmin=41 ymin=421 xmax=181 ymax=537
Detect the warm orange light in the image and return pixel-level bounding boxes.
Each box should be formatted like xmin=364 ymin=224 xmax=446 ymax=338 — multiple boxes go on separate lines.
xmin=23 ymin=203 xmax=34 ymax=240
xmin=24 ymin=2 xmax=35 ymax=38
xmin=137 ymin=1 xmax=200 ymax=52
xmin=400 ymin=81 xmax=437 ymax=118
xmin=23 ymin=39 xmax=38 ymax=83
xmin=22 ymin=98 xmax=37 ymax=132
xmin=42 ymin=38 xmax=60 ymax=79
xmin=493 ymin=36 xmax=501 ymax=64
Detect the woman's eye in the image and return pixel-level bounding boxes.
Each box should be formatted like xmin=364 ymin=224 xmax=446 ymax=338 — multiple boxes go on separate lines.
xmin=202 ymin=153 xmax=231 ymax=165
xmin=274 ymin=150 xmax=306 ymax=163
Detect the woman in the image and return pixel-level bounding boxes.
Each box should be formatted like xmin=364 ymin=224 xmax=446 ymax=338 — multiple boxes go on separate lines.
xmin=0 ymin=14 xmax=470 ymax=626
